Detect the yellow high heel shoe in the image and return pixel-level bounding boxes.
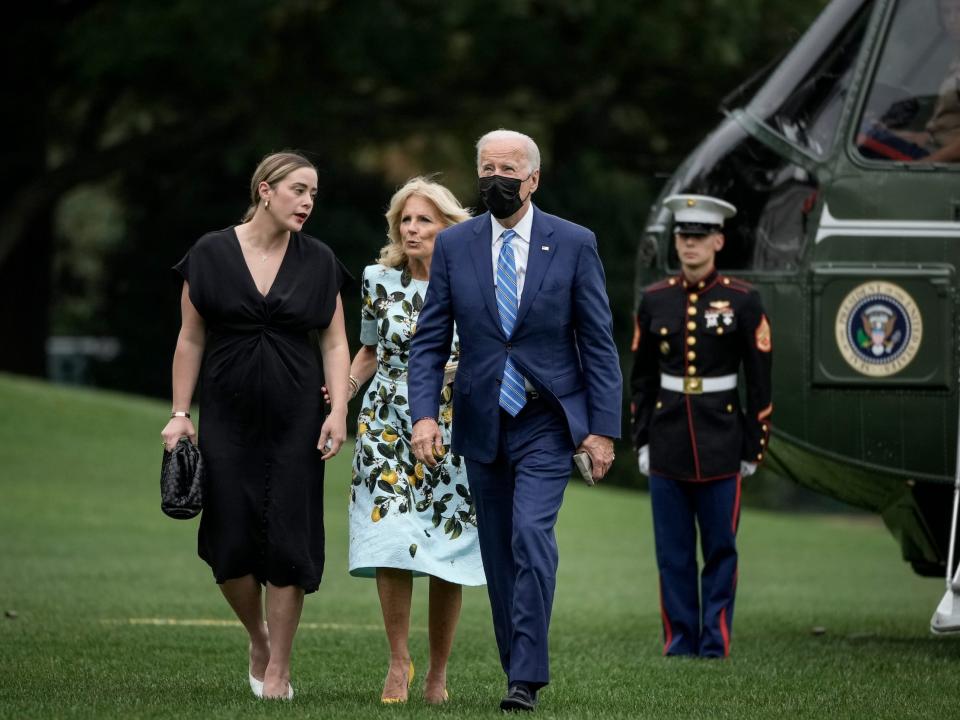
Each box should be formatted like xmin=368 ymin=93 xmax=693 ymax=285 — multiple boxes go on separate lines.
xmin=381 ymin=660 xmax=414 ymax=704
xmin=424 ymin=686 xmax=450 ymax=705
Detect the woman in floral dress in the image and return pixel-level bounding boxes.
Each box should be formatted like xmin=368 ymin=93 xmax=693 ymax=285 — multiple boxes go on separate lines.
xmin=347 ymin=177 xmax=484 ymax=704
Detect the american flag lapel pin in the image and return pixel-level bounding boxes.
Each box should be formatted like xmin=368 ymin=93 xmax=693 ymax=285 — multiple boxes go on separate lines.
xmin=541 ymin=245 xmax=550 ymax=251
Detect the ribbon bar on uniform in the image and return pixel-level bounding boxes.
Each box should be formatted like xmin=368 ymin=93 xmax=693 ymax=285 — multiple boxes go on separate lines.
xmin=660 ymin=373 xmax=737 ymax=394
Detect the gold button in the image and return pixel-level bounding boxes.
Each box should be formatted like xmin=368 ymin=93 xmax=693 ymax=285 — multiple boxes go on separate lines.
xmin=762 ymin=424 xmax=768 ymax=432
xmin=656 ymin=401 xmax=663 ymax=409
xmin=716 ymin=327 xmax=724 ymax=335
xmin=688 ymin=293 xmax=698 ymax=303
xmin=687 ymin=306 xmax=697 ymax=316
xmin=726 ymin=404 xmax=733 ymax=412
xmin=757 ymin=452 xmax=764 ymax=461
xmin=687 ymin=321 xmax=696 ymax=331
xmin=687 ymin=351 xmax=696 ymax=361
xmin=687 ymin=336 xmax=696 ymax=346
xmin=668 ymin=278 xmax=677 ymax=286
xmin=660 ymin=327 xmax=668 ymax=335
xmin=723 ymin=278 xmax=731 ymax=285
xmin=698 ymin=281 xmax=705 ymax=289
xmin=760 ymin=438 xmax=766 ymax=446
xmin=687 ymin=365 xmax=697 ymax=376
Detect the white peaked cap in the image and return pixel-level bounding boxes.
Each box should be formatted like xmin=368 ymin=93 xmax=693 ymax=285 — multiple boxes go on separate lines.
xmin=664 ymin=194 xmax=737 ymax=229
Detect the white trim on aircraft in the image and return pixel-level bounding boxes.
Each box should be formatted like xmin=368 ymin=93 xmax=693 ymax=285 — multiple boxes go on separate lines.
xmin=816 ymin=203 xmax=960 ymax=244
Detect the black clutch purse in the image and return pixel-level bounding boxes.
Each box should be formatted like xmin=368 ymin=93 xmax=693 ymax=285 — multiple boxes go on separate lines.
xmin=160 ymin=437 xmax=204 ymax=519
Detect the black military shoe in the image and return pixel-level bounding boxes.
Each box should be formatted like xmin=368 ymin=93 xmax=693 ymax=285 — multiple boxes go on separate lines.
xmin=500 ymin=683 xmax=538 ymax=712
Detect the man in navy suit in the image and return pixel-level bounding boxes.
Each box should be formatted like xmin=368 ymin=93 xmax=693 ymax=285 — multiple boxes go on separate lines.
xmin=409 ymin=129 xmax=622 ymax=712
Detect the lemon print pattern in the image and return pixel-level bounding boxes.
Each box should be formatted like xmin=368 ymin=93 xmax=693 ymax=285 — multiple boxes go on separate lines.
xmin=348 ymin=264 xmax=485 ymax=586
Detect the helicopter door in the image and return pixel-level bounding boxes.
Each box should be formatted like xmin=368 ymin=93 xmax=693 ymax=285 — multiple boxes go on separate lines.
xmin=810 ymin=0 xmax=960 ymax=390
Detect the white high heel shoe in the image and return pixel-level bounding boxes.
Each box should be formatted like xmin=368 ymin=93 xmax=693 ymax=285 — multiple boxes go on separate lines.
xmin=258 ymin=681 xmax=293 ymax=700
xmin=249 ymin=672 xmax=264 ymax=698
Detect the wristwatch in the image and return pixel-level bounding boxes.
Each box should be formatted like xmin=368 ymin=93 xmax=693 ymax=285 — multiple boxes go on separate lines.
xmin=170 ymin=410 xmax=191 ymax=418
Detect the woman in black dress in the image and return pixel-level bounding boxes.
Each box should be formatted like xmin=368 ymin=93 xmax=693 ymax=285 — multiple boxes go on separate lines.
xmin=161 ymin=152 xmax=351 ymax=700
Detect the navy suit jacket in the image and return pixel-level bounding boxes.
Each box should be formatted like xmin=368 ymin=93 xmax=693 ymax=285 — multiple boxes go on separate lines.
xmin=409 ymin=206 xmax=622 ymax=463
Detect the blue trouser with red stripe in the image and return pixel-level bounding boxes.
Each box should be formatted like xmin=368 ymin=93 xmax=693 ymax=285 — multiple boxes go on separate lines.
xmin=649 ymin=473 xmax=741 ymax=658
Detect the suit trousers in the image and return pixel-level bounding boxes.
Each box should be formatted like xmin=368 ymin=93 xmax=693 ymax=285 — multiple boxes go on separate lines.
xmin=650 ymin=473 xmax=741 ymax=658
xmin=465 ymin=397 xmax=574 ymax=688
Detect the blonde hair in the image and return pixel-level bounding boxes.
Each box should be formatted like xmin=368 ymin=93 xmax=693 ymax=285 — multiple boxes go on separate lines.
xmin=241 ymin=151 xmax=316 ymax=222
xmin=476 ymin=129 xmax=541 ymax=173
xmin=377 ymin=177 xmax=471 ymax=269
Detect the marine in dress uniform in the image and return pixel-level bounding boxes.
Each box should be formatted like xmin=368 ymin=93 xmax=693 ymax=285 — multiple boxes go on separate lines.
xmin=630 ymin=194 xmax=773 ymax=658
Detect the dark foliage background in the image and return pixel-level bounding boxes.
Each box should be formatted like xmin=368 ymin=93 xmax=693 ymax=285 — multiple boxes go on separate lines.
xmin=1 ymin=0 xmax=827 ymax=488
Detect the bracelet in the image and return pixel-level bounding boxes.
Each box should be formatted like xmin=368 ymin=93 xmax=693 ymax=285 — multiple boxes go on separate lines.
xmin=348 ymin=374 xmax=360 ymax=399
xmin=170 ymin=410 xmax=191 ymax=418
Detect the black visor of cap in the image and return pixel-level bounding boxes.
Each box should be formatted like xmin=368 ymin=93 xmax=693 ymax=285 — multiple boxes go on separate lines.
xmin=674 ymin=222 xmax=722 ymax=236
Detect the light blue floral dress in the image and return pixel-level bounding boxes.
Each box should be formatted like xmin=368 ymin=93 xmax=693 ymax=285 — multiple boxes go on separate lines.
xmin=348 ymin=264 xmax=485 ymax=585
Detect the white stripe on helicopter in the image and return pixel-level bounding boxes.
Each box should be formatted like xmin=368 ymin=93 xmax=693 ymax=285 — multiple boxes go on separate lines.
xmin=816 ymin=203 xmax=960 ymax=244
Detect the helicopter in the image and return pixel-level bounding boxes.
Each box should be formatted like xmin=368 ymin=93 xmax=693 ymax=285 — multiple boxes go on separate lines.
xmin=635 ymin=0 xmax=960 ymax=583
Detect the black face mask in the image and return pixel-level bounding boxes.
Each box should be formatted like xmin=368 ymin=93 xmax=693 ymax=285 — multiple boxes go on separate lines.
xmin=478 ymin=174 xmax=529 ymax=219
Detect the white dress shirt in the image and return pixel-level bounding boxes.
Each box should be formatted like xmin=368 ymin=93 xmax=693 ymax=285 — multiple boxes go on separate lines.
xmin=491 ymin=204 xmax=536 ymax=391
xmin=491 ymin=204 xmax=534 ymax=299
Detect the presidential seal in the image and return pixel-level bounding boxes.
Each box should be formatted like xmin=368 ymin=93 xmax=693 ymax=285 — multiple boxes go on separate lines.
xmin=834 ymin=281 xmax=922 ymax=377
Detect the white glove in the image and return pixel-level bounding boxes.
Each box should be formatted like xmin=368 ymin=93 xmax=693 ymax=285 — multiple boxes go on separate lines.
xmin=638 ymin=445 xmax=650 ymax=476
xmin=740 ymin=461 xmax=757 ymax=478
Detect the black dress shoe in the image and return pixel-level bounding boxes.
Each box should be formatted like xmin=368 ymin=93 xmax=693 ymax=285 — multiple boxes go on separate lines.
xmin=500 ymin=683 xmax=538 ymax=712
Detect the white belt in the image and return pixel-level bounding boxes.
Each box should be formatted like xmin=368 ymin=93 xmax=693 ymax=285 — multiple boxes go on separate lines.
xmin=661 ymin=373 xmax=737 ymax=394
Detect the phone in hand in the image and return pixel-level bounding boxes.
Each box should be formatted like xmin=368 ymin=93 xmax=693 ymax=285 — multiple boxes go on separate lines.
xmin=573 ymin=452 xmax=595 ymax=486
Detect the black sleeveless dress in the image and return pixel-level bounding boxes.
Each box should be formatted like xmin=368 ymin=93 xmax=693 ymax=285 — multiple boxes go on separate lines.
xmin=174 ymin=227 xmax=349 ymax=593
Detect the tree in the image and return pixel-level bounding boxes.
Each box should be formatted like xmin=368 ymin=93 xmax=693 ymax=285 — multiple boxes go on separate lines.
xmin=2 ymin=0 xmax=828 ymax=386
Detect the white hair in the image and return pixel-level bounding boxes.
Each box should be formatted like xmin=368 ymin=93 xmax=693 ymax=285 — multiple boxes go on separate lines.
xmin=476 ymin=129 xmax=541 ymax=173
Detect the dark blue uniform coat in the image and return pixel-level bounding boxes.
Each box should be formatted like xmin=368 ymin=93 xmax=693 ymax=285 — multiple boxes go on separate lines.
xmin=630 ymin=268 xmax=772 ymax=657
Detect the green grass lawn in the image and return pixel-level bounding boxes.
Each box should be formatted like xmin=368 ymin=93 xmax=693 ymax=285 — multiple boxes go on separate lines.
xmin=0 ymin=373 xmax=957 ymax=719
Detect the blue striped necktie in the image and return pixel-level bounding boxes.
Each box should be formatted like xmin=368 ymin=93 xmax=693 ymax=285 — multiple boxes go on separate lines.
xmin=496 ymin=229 xmax=527 ymax=416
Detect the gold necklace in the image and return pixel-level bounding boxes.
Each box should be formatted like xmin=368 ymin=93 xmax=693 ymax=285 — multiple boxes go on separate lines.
xmin=244 ymin=239 xmax=276 ymax=263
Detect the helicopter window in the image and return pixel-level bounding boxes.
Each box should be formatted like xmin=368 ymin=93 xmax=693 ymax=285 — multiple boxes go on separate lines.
xmin=746 ymin=0 xmax=871 ymax=158
xmin=856 ymin=0 xmax=960 ymax=163
xmin=665 ymin=125 xmax=819 ymax=273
